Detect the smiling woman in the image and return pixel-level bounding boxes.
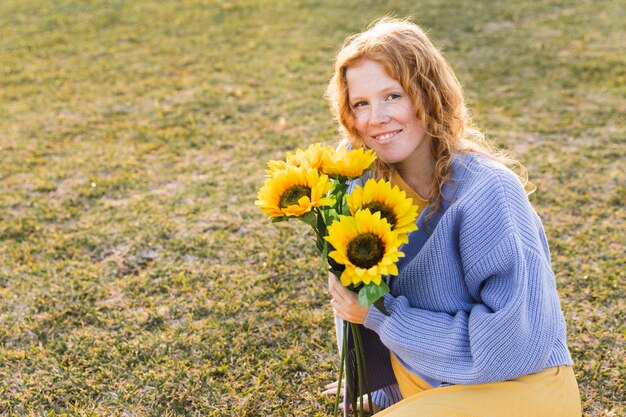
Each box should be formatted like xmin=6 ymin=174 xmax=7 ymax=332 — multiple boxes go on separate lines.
xmin=346 ymin=59 xmax=432 ymax=198
xmin=323 ymin=17 xmax=582 ymax=416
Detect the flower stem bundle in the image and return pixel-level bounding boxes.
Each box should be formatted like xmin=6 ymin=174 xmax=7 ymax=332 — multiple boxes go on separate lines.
xmin=256 ymin=143 xmax=420 ymax=416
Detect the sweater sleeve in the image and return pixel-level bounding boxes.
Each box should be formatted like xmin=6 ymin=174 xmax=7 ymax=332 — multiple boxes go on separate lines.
xmin=363 ymin=168 xmax=564 ymax=385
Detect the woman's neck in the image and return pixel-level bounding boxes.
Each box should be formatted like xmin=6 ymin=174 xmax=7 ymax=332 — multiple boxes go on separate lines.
xmin=394 ymin=153 xmax=434 ymax=200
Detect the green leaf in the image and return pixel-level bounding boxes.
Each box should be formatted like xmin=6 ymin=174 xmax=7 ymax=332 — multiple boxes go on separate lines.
xmin=321 ymin=240 xmax=329 ymax=260
xmin=271 ymin=216 xmax=290 ymax=223
xmin=323 ymin=209 xmax=339 ymax=227
xmin=341 ymin=197 xmax=350 ymax=216
xmin=316 ymin=208 xmax=328 ymax=235
xmin=331 ymin=180 xmax=349 ymax=194
xmin=357 ymin=281 xmax=390 ymax=308
xmin=297 ymin=210 xmax=317 ymax=227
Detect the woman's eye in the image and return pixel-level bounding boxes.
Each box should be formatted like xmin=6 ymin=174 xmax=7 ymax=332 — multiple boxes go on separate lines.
xmin=386 ymin=93 xmax=401 ymax=101
xmin=352 ymin=101 xmax=368 ymax=108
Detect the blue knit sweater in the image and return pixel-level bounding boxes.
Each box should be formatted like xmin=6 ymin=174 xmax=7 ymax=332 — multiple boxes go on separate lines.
xmin=361 ymin=152 xmax=573 ymax=391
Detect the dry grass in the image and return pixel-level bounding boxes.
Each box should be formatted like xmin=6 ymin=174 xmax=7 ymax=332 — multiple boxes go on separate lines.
xmin=0 ymin=0 xmax=624 ymax=416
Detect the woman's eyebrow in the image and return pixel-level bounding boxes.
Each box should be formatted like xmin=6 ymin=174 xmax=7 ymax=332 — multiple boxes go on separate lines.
xmin=350 ymin=85 xmax=403 ymax=102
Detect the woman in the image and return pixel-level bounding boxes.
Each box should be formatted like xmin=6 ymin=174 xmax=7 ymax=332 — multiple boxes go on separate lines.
xmin=323 ymin=18 xmax=581 ymax=416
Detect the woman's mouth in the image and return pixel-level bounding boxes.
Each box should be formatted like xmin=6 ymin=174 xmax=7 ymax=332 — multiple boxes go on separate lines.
xmin=371 ymin=129 xmax=402 ymax=143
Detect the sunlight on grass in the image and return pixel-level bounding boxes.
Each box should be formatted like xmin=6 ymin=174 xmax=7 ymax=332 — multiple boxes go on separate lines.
xmin=0 ymin=0 xmax=624 ymax=416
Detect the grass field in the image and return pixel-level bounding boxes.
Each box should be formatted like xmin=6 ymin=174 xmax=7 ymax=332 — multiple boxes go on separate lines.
xmin=0 ymin=0 xmax=624 ymax=416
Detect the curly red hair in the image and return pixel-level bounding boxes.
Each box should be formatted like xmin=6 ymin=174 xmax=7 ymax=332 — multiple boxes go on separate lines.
xmin=326 ymin=17 xmax=533 ymax=213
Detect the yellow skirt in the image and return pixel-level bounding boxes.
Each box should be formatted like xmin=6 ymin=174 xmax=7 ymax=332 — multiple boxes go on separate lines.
xmin=376 ymin=353 xmax=581 ymax=417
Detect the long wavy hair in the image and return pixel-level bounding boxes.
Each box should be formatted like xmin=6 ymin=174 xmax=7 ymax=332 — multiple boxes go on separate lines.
xmin=325 ymin=17 xmax=533 ymax=215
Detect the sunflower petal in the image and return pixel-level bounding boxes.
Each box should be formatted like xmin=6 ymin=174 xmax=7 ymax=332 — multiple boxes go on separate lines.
xmin=324 ymin=209 xmax=404 ymax=288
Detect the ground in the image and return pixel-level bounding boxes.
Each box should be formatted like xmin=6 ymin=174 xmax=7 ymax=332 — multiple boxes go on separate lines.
xmin=0 ymin=0 xmax=624 ymax=416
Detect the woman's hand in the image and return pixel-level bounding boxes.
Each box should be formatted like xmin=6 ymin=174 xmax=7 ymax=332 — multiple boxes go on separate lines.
xmin=322 ymin=380 xmax=377 ymax=413
xmin=328 ymin=272 xmax=370 ymax=324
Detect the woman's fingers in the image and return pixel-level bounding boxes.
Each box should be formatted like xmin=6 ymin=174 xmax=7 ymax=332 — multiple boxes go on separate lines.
xmin=321 ymin=379 xmax=345 ymax=396
xmin=328 ymin=272 xmax=351 ymax=304
xmin=321 ymin=380 xmax=377 ymax=413
xmin=321 ymin=384 xmax=375 ymax=413
xmin=324 ymin=380 xmax=339 ymax=390
xmin=328 ymin=273 xmax=341 ymax=295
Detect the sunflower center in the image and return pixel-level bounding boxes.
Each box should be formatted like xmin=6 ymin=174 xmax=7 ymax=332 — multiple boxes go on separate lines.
xmin=279 ymin=185 xmax=311 ymax=208
xmin=363 ymin=202 xmax=397 ymax=228
xmin=347 ymin=233 xmax=385 ymax=269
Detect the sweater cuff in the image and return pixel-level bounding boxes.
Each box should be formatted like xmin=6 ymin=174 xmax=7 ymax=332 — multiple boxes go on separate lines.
xmin=364 ymin=293 xmax=394 ymax=333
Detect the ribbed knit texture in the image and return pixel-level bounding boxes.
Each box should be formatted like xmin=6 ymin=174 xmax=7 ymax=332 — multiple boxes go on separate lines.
xmin=362 ymin=152 xmax=573 ymax=387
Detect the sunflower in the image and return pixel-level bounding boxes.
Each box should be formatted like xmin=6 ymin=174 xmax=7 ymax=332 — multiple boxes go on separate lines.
xmin=325 ymin=210 xmax=404 ymax=287
xmin=265 ymin=143 xmax=328 ymax=176
xmin=265 ymin=158 xmax=290 ymax=176
xmin=347 ymin=178 xmax=419 ymax=243
xmin=321 ymin=146 xmax=376 ymax=179
xmin=291 ymin=143 xmax=327 ymax=170
xmin=256 ymin=166 xmax=334 ymax=218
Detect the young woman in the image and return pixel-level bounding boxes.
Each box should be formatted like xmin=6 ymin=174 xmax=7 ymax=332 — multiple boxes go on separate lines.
xmin=323 ymin=18 xmax=581 ymax=416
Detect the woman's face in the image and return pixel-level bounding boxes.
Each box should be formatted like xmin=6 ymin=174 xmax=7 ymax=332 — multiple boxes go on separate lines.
xmin=346 ymin=58 xmax=431 ymax=171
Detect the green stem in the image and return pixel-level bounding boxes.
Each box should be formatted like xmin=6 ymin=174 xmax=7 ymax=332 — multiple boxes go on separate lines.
xmin=334 ymin=321 xmax=347 ymax=417
xmin=353 ymin=324 xmax=373 ymax=415
xmin=350 ymin=323 xmax=364 ymax=417
xmin=344 ymin=323 xmax=356 ymax=416
xmin=373 ymin=297 xmax=391 ymax=316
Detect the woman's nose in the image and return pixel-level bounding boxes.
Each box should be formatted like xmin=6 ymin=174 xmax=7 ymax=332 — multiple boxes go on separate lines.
xmin=369 ymin=105 xmax=390 ymax=126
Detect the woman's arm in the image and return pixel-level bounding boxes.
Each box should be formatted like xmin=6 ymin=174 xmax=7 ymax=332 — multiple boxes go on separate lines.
xmin=361 ymin=168 xmax=567 ymax=385
xmin=364 ymin=235 xmax=563 ymax=385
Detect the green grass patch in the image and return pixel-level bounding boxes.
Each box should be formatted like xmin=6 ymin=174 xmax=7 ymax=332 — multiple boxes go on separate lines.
xmin=1 ymin=0 xmax=624 ymax=416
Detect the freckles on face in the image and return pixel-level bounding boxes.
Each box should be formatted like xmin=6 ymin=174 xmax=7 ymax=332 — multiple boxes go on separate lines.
xmin=345 ymin=58 xmax=429 ymax=167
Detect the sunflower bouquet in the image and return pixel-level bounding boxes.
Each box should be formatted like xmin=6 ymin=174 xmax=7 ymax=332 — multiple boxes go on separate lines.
xmin=255 ymin=143 xmax=419 ymax=416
